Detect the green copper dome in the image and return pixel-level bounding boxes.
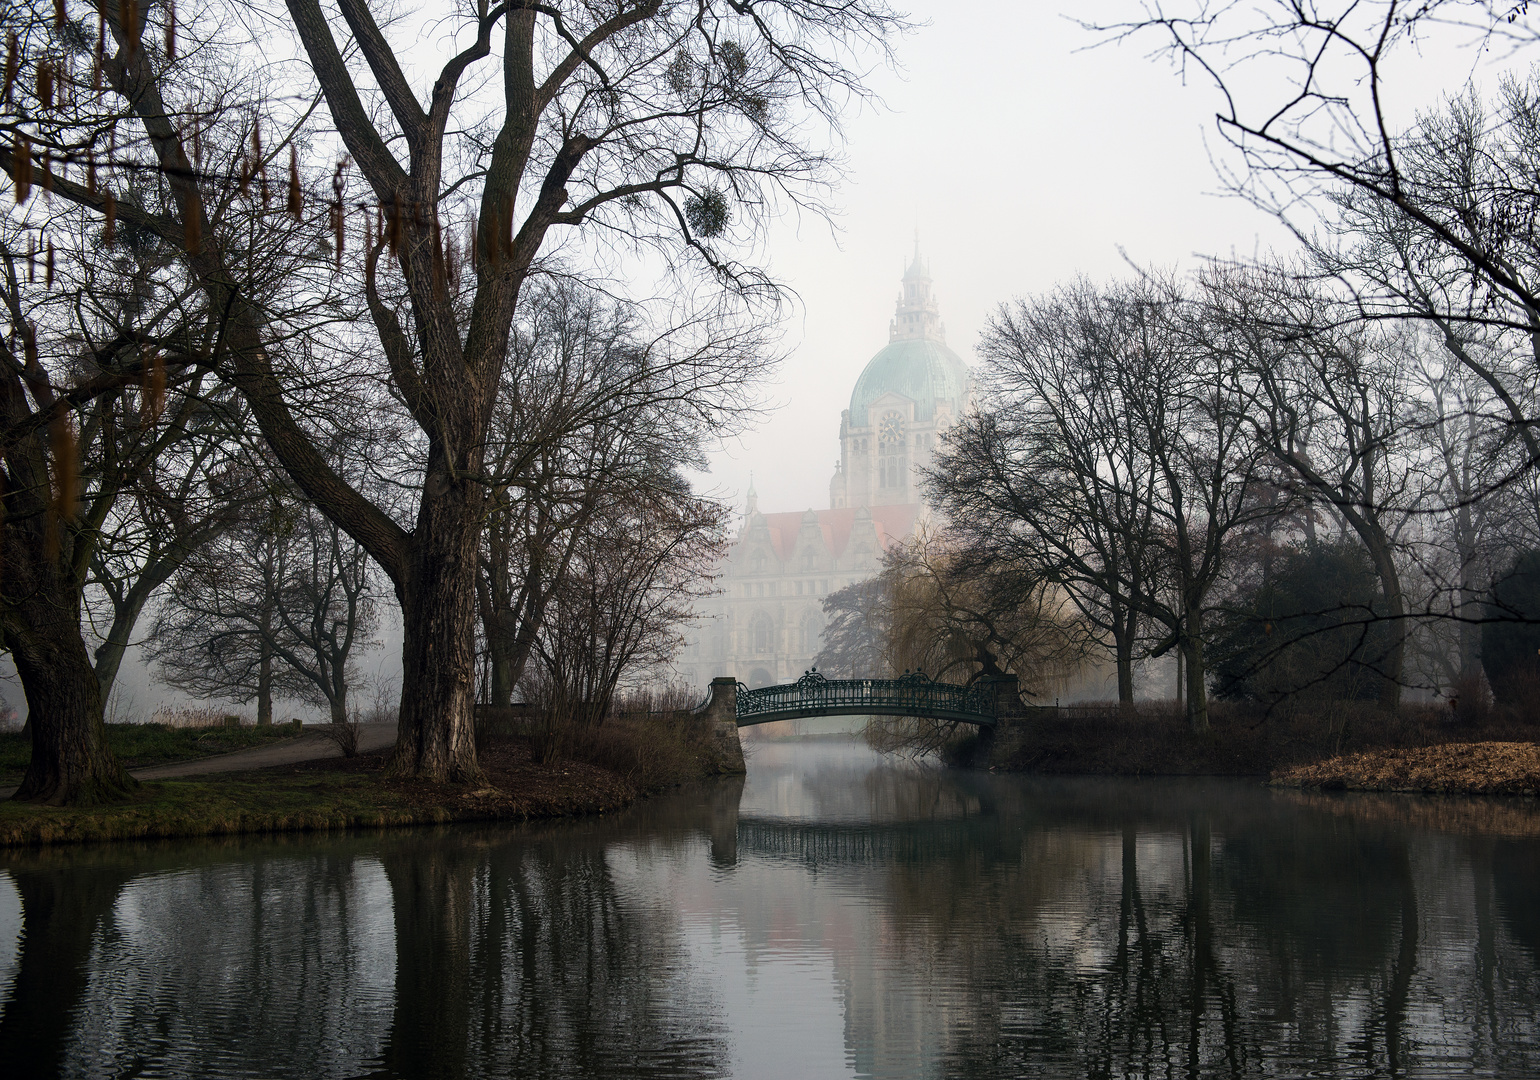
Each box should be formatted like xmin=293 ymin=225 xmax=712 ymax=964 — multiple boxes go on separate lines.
xmin=848 ymin=337 xmax=970 ymax=428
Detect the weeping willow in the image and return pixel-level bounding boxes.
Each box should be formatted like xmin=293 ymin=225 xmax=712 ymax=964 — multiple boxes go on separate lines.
xmin=865 ymin=528 xmax=1089 ymax=756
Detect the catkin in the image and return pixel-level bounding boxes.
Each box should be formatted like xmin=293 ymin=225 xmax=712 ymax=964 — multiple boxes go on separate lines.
xmin=3 ymin=32 xmax=17 ymax=105
xmin=288 ymin=145 xmax=302 ymax=220
xmin=13 ymin=137 xmax=31 ymax=205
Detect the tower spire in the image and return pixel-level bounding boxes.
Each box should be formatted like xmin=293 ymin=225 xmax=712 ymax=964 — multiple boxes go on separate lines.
xmin=891 ymin=240 xmax=942 ymax=343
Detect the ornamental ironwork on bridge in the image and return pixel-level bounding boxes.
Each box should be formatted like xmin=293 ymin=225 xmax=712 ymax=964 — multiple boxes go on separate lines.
xmin=734 ymin=669 xmax=996 ymax=727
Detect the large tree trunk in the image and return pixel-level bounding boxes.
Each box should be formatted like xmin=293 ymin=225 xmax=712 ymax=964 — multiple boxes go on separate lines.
xmin=1361 ymin=530 xmax=1405 ymax=710
xmin=1183 ymin=608 xmax=1210 ymax=734
xmin=488 ymin=649 xmax=517 ymax=708
xmin=1113 ymin=607 xmax=1137 ymax=705
xmin=257 ymin=597 xmax=275 ymax=725
xmin=8 ymin=605 xmax=133 ymax=805
xmin=1456 ymin=504 xmax=1482 ymax=684
xmin=390 ymin=481 xmax=483 ymax=782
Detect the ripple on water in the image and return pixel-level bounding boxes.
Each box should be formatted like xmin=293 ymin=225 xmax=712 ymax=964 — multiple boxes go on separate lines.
xmin=0 ymin=749 xmax=1537 ymax=1078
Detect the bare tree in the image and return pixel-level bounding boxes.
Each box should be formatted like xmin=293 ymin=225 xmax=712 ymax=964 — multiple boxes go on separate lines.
xmin=0 ymin=1 xmax=346 ymax=801
xmin=272 ymin=503 xmax=380 ymax=723
xmin=522 ymin=472 xmax=727 ymax=761
xmin=477 ymin=279 xmax=757 ymax=706
xmin=1206 ymin=266 xmax=1421 ymax=705
xmin=931 ymin=279 xmax=1166 ymax=705
xmin=150 ymin=485 xmax=380 ymax=724
xmin=84 ymin=389 xmax=252 ymax=703
xmin=935 ymin=275 xmax=1278 ymax=729
xmin=1404 ymin=338 xmax=1513 ymax=691
xmin=149 ymin=492 xmax=291 ymax=725
xmin=1097 ymin=2 xmax=1540 ymax=325
xmin=0 ymin=212 xmax=237 ymax=803
xmin=3 ymin=0 xmax=906 ymax=783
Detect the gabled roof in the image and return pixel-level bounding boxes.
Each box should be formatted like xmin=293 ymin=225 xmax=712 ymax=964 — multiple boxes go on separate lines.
xmin=753 ymin=503 xmax=919 ymax=563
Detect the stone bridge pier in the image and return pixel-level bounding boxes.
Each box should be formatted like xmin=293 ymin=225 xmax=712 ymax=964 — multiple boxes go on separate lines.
xmin=693 ymin=677 xmax=747 ymax=774
xmin=983 ymin=674 xmax=1029 ymax=727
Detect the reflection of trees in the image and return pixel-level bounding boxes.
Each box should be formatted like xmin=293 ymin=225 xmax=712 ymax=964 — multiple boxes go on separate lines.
xmin=0 ymin=853 xmax=136 ymax=1077
xmin=367 ymin=814 xmax=730 ymax=1079
xmin=849 ymin=780 xmax=1540 ymax=1078
xmin=0 ymin=837 xmax=395 ymax=1079
xmin=6 ymin=774 xmax=1540 ymax=1079
xmin=0 ymin=781 xmax=741 ymax=1080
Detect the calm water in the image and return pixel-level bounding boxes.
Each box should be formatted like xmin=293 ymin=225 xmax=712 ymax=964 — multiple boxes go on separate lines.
xmin=3 ymin=741 xmax=1540 ymax=1079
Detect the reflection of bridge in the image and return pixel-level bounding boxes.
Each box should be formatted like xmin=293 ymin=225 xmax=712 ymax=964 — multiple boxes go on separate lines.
xmin=733 ymin=816 xmax=989 ymax=868
xmin=734 ymin=670 xmax=999 ymax=728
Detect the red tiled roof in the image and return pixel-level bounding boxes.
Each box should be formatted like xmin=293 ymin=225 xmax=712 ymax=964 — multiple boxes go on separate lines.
xmin=756 ymin=503 xmax=920 ymax=562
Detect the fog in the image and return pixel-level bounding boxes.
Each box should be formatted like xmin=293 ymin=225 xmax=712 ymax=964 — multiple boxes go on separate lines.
xmin=2 ymin=1 xmax=1518 ymax=723
xmin=703 ymin=0 xmax=1515 ymax=515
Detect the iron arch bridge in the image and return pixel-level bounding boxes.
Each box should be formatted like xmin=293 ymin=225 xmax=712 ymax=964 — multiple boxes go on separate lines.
xmin=735 ymin=669 xmax=997 ymax=728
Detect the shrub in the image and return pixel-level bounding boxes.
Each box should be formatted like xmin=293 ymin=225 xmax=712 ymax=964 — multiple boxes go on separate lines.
xmin=149 ymin=705 xmax=239 ymax=728
xmin=1482 ymin=549 xmax=1540 ymax=707
xmin=1212 ymin=541 xmax=1388 ymax=703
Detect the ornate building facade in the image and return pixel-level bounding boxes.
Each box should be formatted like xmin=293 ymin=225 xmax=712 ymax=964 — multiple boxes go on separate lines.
xmin=677 ymin=248 xmax=971 ymax=690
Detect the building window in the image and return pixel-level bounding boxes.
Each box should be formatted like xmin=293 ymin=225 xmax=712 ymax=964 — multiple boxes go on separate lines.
xmin=799 ymin=610 xmax=824 ymax=654
xmin=751 ymin=613 xmax=774 ymax=655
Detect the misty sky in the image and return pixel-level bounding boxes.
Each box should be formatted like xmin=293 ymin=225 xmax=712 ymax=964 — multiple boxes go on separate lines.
xmin=705 ymin=0 xmax=1513 ymax=516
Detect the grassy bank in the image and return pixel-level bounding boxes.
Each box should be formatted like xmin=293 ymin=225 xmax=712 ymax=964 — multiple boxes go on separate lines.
xmin=970 ymin=700 xmax=1539 ymax=793
xmin=0 ymin=712 xmax=741 ymax=846
xmin=0 ymin=722 xmax=300 ymax=787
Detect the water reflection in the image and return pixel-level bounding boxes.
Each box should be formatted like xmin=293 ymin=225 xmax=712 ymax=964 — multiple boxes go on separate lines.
xmin=1 ymin=743 xmax=1538 ymax=1078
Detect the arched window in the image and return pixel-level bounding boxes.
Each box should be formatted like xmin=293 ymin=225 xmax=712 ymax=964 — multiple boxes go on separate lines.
xmin=799 ymin=610 xmax=824 ymax=654
xmin=751 ymin=612 xmax=774 ymax=655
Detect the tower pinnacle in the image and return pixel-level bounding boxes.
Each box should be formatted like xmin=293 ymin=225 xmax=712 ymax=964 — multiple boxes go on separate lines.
xmin=890 ymin=241 xmax=943 ymax=344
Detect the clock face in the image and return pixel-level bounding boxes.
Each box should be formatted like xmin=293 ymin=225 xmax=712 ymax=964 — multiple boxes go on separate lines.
xmin=879 ymin=413 xmax=904 ymax=445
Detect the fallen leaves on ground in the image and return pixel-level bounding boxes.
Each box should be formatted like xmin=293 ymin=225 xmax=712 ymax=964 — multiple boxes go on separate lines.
xmin=1272 ymin=741 xmax=1540 ymax=795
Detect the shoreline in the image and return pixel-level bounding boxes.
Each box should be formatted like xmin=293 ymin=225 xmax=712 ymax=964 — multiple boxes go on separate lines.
xmin=9 ymin=724 xmax=1538 ymax=848
xmin=0 ymin=738 xmax=726 ymax=847
xmin=973 ymin=703 xmax=1540 ymax=796
xmin=1269 ymin=741 xmax=1540 ymax=796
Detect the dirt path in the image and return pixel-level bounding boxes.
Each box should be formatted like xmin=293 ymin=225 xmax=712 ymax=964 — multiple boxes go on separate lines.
xmin=0 ymin=723 xmax=398 ymax=798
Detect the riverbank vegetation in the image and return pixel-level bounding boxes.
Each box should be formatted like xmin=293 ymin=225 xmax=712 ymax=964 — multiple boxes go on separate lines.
xmin=953 ymin=701 xmax=1534 ymax=786
xmin=0 ymin=700 xmax=737 ymax=846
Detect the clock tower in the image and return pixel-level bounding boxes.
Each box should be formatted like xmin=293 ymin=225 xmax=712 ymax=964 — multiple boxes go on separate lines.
xmin=829 ymin=244 xmax=971 ymax=510
xmin=674 ymin=244 xmax=973 ymax=691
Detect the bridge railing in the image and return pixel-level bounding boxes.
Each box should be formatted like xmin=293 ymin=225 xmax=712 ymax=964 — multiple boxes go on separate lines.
xmin=736 ymin=669 xmax=995 ymax=724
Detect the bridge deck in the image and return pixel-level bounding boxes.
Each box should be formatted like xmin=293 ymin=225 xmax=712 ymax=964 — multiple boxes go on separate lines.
xmin=735 ymin=670 xmax=996 ymax=727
